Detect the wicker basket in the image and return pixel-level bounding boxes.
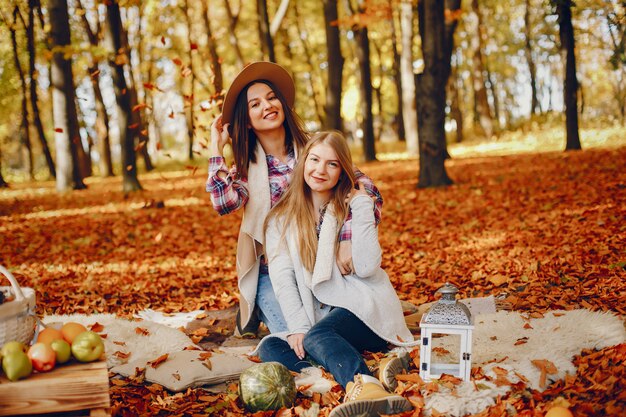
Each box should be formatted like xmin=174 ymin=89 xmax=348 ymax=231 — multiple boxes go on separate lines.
xmin=0 ymin=266 xmax=36 ymax=347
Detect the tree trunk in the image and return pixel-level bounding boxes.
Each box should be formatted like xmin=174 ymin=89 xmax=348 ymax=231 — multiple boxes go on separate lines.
xmin=91 ymin=65 xmax=113 ymax=176
xmin=470 ymin=0 xmax=494 ymax=139
xmin=400 ymin=1 xmax=418 ymax=154
xmin=0 ymin=154 xmax=8 ymax=188
xmin=143 ymin=39 xmax=164 ymax=156
xmin=10 ymin=7 xmax=34 ymax=180
xmin=485 ymin=61 xmax=501 ymax=128
xmin=556 ymin=0 xmax=581 ymax=150
xmin=524 ymin=0 xmax=539 ymax=115
xmin=49 ymin=0 xmax=86 ymax=191
xmin=257 ymin=0 xmax=276 ymax=62
xmin=390 ymin=7 xmax=405 ymax=142
xmin=105 ymin=0 xmax=142 ymax=192
xmin=270 ymin=0 xmax=290 ymax=36
xmin=76 ymin=0 xmax=113 ymax=177
xmin=604 ymin=12 xmax=626 ymax=125
xmin=354 ymin=22 xmax=376 ymax=161
xmin=75 ymin=105 xmax=93 ymax=178
xmin=371 ymin=40 xmax=384 ymax=141
xmin=0 ymin=143 xmax=8 ymax=187
xmin=415 ymin=0 xmax=459 ymax=188
xmin=449 ymin=55 xmax=464 ymax=143
xmin=27 ymin=0 xmax=55 ymax=178
xmin=122 ymin=8 xmax=153 ymax=171
xmin=183 ymin=0 xmax=196 ymax=160
xmin=200 ymin=0 xmax=223 ymax=94
xmin=223 ymin=0 xmax=245 ymax=67
xmin=322 ymin=0 xmax=343 ymax=132
xmin=294 ymin=4 xmax=324 ymax=125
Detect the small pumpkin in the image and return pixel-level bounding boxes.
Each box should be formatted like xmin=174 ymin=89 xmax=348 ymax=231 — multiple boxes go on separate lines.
xmin=239 ymin=362 xmax=297 ymax=411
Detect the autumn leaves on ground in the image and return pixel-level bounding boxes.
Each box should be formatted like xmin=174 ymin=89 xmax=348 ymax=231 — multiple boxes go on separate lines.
xmin=1 ymin=146 xmax=625 ymax=416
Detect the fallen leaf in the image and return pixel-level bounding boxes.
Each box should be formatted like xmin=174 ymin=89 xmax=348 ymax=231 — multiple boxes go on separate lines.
xmin=135 ymin=327 xmax=150 ymax=336
xmin=148 ymin=354 xmax=169 ymax=369
xmin=532 ymin=359 xmax=558 ymax=388
xmin=90 ymin=322 xmax=104 ymax=332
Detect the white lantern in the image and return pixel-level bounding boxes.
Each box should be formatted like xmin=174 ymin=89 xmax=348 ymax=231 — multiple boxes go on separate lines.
xmin=419 ymin=283 xmax=474 ymax=382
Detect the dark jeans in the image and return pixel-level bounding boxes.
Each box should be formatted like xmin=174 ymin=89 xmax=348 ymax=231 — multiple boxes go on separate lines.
xmin=258 ymin=307 xmax=387 ymax=388
xmin=257 ymin=337 xmax=313 ymax=372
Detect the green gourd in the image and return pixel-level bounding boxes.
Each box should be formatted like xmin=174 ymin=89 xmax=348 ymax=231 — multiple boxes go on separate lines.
xmin=239 ymin=362 xmax=297 ymax=411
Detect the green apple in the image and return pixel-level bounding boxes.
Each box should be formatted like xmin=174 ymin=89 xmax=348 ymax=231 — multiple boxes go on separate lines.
xmin=50 ymin=339 xmax=72 ymax=364
xmin=1 ymin=341 xmax=27 ymax=356
xmin=2 ymin=350 xmax=33 ymax=381
xmin=71 ymin=331 xmax=104 ymax=362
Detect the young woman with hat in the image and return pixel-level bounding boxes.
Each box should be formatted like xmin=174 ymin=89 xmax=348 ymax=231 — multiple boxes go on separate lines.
xmin=206 ymin=62 xmax=383 ymax=336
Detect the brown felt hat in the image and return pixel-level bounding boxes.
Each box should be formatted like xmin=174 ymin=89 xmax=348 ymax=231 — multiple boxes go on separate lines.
xmin=221 ymin=61 xmax=295 ymax=124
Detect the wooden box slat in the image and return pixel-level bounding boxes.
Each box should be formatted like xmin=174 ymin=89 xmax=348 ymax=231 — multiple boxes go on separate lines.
xmin=0 ymin=360 xmax=110 ymax=416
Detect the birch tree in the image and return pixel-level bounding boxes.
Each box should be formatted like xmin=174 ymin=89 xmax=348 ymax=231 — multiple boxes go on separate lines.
xmin=49 ymin=0 xmax=86 ymax=191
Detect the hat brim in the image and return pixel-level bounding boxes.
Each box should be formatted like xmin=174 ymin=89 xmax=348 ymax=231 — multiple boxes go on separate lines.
xmin=221 ymin=62 xmax=295 ymax=124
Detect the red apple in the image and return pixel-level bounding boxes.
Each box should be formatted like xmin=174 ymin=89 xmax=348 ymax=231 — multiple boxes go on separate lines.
xmin=27 ymin=342 xmax=56 ymax=372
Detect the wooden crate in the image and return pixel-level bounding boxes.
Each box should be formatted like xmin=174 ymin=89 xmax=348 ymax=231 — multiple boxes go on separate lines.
xmin=0 ymin=360 xmax=110 ymax=416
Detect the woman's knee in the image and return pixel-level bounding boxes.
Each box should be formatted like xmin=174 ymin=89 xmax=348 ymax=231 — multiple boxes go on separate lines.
xmin=258 ymin=338 xmax=289 ymax=362
xmin=303 ymin=328 xmax=334 ymax=356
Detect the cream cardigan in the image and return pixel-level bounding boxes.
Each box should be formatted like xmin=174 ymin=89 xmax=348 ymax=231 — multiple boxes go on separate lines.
xmin=262 ymin=196 xmax=415 ymax=348
xmin=234 ymin=144 xmax=273 ymax=333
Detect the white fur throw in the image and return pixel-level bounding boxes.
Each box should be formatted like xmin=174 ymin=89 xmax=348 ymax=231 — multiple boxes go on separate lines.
xmin=431 ymin=309 xmax=625 ymax=390
xmin=42 ymin=309 xmax=625 ymax=416
xmin=421 ymin=309 xmax=625 ymax=416
xmin=43 ymin=314 xmax=197 ymax=368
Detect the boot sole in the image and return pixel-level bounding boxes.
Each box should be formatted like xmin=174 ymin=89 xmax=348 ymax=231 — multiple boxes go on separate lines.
xmin=380 ymin=352 xmax=410 ymax=391
xmin=329 ymin=396 xmax=412 ymax=417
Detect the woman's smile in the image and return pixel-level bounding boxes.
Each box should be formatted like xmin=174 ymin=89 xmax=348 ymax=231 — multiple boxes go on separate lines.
xmin=247 ymin=83 xmax=285 ymax=131
xmin=264 ymin=111 xmax=279 ymax=120
xmin=304 ymin=144 xmax=342 ymax=195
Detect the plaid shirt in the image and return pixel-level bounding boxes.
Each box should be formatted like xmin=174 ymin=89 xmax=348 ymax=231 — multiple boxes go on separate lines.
xmin=206 ymin=155 xmax=383 ymax=247
xmin=206 ymin=152 xmax=296 ymax=215
xmin=207 ymin=152 xmax=296 ymax=274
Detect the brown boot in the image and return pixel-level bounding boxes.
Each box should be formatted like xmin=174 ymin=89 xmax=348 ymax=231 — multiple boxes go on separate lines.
xmin=329 ymin=375 xmax=412 ymax=417
xmin=377 ymin=350 xmax=410 ymax=391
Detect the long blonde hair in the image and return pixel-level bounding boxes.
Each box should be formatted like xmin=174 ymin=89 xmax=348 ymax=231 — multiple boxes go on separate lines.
xmin=265 ymin=131 xmax=356 ymax=271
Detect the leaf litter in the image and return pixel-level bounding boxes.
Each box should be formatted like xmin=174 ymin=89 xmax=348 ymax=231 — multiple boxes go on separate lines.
xmin=1 ymin=147 xmax=624 ymax=415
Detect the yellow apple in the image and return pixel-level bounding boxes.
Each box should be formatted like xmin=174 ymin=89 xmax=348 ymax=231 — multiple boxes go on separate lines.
xmin=50 ymin=339 xmax=72 ymax=364
xmin=71 ymin=331 xmax=104 ymax=362
xmin=1 ymin=341 xmax=27 ymax=356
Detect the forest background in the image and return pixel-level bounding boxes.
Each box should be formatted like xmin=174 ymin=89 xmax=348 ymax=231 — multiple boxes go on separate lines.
xmin=0 ymin=0 xmax=624 ymax=189
xmin=0 ymin=0 xmax=625 ymax=416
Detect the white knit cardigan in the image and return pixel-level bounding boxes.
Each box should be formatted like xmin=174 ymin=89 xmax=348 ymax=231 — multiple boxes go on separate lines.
xmin=258 ymin=195 xmax=415 ymax=350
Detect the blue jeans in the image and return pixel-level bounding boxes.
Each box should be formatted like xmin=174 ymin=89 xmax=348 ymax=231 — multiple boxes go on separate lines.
xmin=304 ymin=307 xmax=387 ymax=388
xmin=256 ymin=272 xmax=288 ymax=334
xmin=257 ymin=337 xmax=313 ymax=372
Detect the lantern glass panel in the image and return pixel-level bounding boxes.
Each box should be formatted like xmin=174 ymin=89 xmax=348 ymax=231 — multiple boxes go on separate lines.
xmin=430 ymin=333 xmax=462 ymax=378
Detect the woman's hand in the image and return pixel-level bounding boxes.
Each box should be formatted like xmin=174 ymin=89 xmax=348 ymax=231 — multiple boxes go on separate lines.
xmin=346 ymin=182 xmax=369 ymax=205
xmin=210 ymin=114 xmax=231 ymax=157
xmin=287 ymin=333 xmax=306 ymax=360
xmin=337 ymin=241 xmax=354 ymax=275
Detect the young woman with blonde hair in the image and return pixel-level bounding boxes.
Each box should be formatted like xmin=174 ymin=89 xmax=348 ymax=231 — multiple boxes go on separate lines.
xmin=258 ymin=131 xmax=414 ymax=417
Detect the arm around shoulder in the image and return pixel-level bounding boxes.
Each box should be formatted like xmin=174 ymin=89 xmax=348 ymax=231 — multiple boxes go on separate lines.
xmin=349 ymin=195 xmax=382 ymax=277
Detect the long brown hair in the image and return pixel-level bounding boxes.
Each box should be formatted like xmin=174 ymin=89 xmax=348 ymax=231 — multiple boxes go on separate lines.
xmin=265 ymin=131 xmax=356 ymax=272
xmin=230 ymin=80 xmax=308 ymax=178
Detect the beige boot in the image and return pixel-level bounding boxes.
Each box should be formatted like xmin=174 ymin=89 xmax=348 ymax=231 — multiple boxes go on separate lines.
xmin=377 ymin=350 xmax=410 ymax=391
xmin=329 ymin=375 xmax=412 ymax=417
